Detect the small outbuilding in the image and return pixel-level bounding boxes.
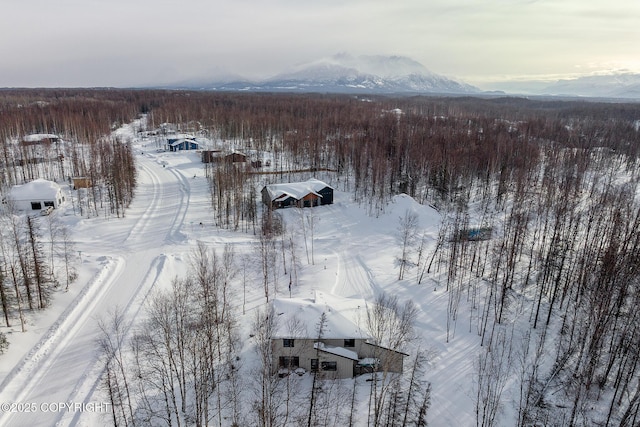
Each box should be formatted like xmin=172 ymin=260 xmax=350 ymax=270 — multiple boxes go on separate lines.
xmin=261 ymin=178 xmax=334 ymax=209
xmin=72 ymin=177 xmax=92 ymax=190
xmin=8 ymin=179 xmax=66 ymax=211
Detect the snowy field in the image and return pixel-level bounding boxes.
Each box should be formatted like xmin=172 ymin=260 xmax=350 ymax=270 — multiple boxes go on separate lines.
xmin=0 ymin=122 xmax=492 ymax=427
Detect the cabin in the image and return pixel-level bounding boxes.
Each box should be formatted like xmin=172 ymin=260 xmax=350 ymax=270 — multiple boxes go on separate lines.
xmin=270 ymin=292 xmax=408 ymax=379
xmin=261 ymin=179 xmax=334 ymax=210
xmin=224 ymin=152 xmax=247 ymax=163
xmin=7 ymin=179 xmax=66 ymax=211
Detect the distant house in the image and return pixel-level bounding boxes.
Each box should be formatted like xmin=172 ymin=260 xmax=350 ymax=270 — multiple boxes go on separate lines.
xmin=224 ymin=152 xmax=247 ymax=163
xmin=7 ymin=179 xmax=65 ymax=211
xmin=271 ymin=292 xmax=408 ymax=379
xmin=261 ymin=178 xmax=334 ymax=209
xmin=201 ymin=150 xmax=248 ymax=164
xmin=168 ymin=138 xmax=199 ymax=152
xmin=20 ymin=133 xmax=60 ymax=147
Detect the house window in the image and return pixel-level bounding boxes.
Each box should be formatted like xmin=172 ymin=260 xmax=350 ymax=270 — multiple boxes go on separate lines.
xmin=31 ymin=202 xmax=42 ymax=210
xmin=279 ymin=356 xmax=299 ymax=369
xmin=321 ymin=361 xmax=337 ymax=371
xmin=310 ymin=359 xmax=319 ymax=372
xmin=44 ymin=201 xmax=55 ymax=207
xmin=283 ymin=339 xmax=294 ymax=348
xmin=344 ymin=339 xmax=355 ymax=348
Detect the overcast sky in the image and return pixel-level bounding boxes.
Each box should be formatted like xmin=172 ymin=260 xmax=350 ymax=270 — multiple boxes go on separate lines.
xmin=1 ymin=0 xmax=638 ymax=88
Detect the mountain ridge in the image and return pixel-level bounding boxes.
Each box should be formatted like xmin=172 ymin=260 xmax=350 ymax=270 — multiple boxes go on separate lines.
xmin=162 ymin=54 xmax=480 ymax=95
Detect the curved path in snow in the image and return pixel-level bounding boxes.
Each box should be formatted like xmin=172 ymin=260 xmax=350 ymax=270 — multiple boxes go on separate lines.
xmin=0 ymin=154 xmax=189 ymax=427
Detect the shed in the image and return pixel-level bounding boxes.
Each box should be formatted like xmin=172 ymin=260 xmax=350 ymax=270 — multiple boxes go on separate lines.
xmin=72 ymin=177 xmax=92 ymax=190
xmin=8 ymin=179 xmax=66 ymax=211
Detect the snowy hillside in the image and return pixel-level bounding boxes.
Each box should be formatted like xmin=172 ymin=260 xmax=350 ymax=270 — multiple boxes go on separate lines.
xmin=540 ymin=72 xmax=640 ymax=99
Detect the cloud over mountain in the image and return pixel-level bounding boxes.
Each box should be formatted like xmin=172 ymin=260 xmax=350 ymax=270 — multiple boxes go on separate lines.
xmin=165 ymin=54 xmax=480 ymax=95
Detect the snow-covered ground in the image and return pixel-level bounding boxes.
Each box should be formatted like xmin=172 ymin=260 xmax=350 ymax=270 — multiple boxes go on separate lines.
xmin=0 ymin=122 xmax=489 ymax=426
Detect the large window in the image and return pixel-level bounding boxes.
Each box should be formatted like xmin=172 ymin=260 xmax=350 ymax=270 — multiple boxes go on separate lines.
xmin=31 ymin=202 xmax=42 ymax=210
xmin=279 ymin=356 xmax=300 ymax=369
xmin=321 ymin=361 xmax=337 ymax=371
xmin=283 ymin=339 xmax=294 ymax=348
xmin=344 ymin=339 xmax=355 ymax=347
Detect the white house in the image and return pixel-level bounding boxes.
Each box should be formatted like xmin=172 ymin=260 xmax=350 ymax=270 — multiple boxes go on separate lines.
xmin=8 ymin=179 xmax=66 ymax=211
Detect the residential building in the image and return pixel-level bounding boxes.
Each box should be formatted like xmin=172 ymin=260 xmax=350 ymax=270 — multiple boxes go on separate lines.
xmin=261 ymin=178 xmax=334 ymax=209
xmin=271 ymin=292 xmax=407 ymax=379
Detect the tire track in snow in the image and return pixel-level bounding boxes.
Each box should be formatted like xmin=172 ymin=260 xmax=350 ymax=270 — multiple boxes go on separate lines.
xmin=0 ymin=154 xmax=188 ymax=427
xmin=0 ymin=257 xmax=122 ymax=401
xmin=163 ymin=165 xmax=191 ymax=244
xmin=0 ymin=256 xmax=125 ymax=427
xmin=332 ymin=249 xmax=380 ymax=299
xmin=58 ymin=254 xmax=168 ymax=427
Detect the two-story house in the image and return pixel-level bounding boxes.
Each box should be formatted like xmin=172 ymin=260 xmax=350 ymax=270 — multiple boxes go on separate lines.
xmin=271 ymin=292 xmax=407 ymax=379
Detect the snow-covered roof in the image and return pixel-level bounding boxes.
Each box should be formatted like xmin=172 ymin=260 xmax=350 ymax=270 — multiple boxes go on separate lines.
xmin=272 ymin=291 xmax=369 ymax=339
xmin=166 ymin=133 xmax=195 ymax=140
xmin=264 ymin=178 xmax=332 ymax=202
xmin=314 ymin=342 xmax=359 ymax=360
xmin=23 ymin=133 xmax=60 ymax=142
xmin=169 ymin=138 xmax=200 ymax=147
xmin=9 ymin=179 xmax=62 ymax=201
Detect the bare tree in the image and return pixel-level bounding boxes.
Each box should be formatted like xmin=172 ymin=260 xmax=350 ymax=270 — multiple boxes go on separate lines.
xmin=366 ymin=293 xmax=417 ymax=426
xmin=397 ymin=209 xmax=419 ymax=280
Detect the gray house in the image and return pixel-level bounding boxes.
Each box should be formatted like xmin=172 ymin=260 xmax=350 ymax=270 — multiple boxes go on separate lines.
xmin=271 ymin=292 xmax=407 ymax=379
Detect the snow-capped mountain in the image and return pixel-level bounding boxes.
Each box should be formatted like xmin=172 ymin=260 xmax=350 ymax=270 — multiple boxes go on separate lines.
xmin=539 ymin=73 xmax=640 ymax=99
xmin=170 ymin=54 xmax=480 ymax=95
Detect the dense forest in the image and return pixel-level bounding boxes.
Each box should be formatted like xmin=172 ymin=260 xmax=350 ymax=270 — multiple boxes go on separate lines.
xmin=1 ymin=89 xmax=640 ymax=426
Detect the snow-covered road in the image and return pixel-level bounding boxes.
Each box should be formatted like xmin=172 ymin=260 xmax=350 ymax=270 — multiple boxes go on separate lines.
xmin=0 ymin=154 xmax=189 ymax=427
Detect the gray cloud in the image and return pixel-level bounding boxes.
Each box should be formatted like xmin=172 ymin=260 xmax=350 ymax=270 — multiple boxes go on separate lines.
xmin=1 ymin=0 xmax=638 ymax=87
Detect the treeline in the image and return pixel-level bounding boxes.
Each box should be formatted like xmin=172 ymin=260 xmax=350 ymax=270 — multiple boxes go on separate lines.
xmin=145 ymin=91 xmax=640 ymax=214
